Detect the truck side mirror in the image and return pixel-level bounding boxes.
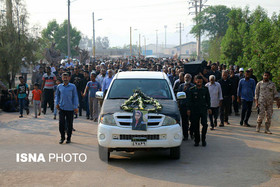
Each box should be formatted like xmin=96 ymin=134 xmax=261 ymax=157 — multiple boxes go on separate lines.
xmin=176 ymin=92 xmax=186 ymax=100
xmin=96 ymin=91 xmax=104 ymax=100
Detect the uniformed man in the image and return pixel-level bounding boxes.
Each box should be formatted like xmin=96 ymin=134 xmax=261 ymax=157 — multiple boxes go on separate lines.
xmin=255 ymin=72 xmax=280 ymax=134
xmin=187 ymin=75 xmax=211 ymax=147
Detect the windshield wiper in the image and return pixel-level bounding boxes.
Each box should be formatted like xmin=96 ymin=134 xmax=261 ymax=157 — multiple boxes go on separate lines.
xmin=109 ymin=97 xmax=128 ymax=99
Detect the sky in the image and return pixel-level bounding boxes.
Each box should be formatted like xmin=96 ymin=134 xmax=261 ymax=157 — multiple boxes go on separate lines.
xmin=20 ymin=0 xmax=280 ymax=47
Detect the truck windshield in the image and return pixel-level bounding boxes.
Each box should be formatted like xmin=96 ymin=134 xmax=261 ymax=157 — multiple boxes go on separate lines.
xmin=107 ymin=79 xmax=172 ymax=99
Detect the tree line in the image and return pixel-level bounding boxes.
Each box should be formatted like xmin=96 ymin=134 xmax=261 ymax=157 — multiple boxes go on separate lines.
xmin=191 ymin=5 xmax=280 ymax=89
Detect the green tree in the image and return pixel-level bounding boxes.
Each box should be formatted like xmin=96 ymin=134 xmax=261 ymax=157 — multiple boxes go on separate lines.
xmin=191 ymin=5 xmax=231 ymax=62
xmin=201 ymin=40 xmax=209 ymax=59
xmin=0 ymin=0 xmax=40 ymax=88
xmin=208 ymin=37 xmax=223 ymax=62
xmin=220 ymin=8 xmax=244 ymax=65
xmin=42 ymin=20 xmax=81 ymax=57
xmin=191 ymin=5 xmax=231 ymax=38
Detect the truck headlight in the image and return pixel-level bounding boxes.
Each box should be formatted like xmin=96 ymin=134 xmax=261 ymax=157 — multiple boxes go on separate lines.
xmin=162 ymin=116 xmax=177 ymax=126
xmin=100 ymin=114 xmax=116 ymax=126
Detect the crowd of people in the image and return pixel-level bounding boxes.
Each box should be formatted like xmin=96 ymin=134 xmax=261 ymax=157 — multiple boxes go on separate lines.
xmin=175 ymin=63 xmax=280 ymax=147
xmin=3 ymin=57 xmax=280 ymax=145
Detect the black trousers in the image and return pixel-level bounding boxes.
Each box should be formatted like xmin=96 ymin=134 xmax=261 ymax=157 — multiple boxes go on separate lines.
xmin=78 ymin=91 xmax=83 ymax=116
xmin=209 ymin=107 xmax=219 ymax=128
xmin=241 ymin=100 xmax=253 ymax=124
xmin=191 ymin=111 xmax=208 ymax=144
xmin=59 ymin=110 xmax=74 ymax=140
xmin=180 ymin=108 xmax=189 ymax=139
xmin=230 ymin=94 xmax=239 ymax=114
xmin=220 ymin=96 xmax=231 ymax=124
xmin=43 ymin=89 xmax=54 ymax=112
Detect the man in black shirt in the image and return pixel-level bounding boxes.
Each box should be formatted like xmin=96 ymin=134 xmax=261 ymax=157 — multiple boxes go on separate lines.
xmin=229 ymin=69 xmax=240 ymax=116
xmin=178 ymin=74 xmax=194 ymax=140
xmin=209 ymin=63 xmax=221 ymax=81
xmin=70 ymin=66 xmax=84 ymax=117
xmin=187 ymin=76 xmax=211 ymax=147
xmin=248 ymin=68 xmax=258 ymax=85
xmin=82 ymin=71 xmax=90 ymax=119
xmin=218 ymin=71 xmax=234 ymax=126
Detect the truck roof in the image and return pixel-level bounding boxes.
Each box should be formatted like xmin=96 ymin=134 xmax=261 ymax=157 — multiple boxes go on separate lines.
xmin=115 ymin=71 xmax=167 ymax=79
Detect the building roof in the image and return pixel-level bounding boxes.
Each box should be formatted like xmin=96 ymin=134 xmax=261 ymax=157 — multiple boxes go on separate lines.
xmin=174 ymin=42 xmax=196 ymax=48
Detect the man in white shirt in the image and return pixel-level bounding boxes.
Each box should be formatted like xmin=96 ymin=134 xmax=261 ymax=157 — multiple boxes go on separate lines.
xmin=205 ymin=75 xmax=223 ymax=130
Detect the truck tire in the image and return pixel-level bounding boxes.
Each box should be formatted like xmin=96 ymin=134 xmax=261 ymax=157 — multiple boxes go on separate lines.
xmin=170 ymin=146 xmax=180 ymax=160
xmin=99 ymin=145 xmax=110 ymax=161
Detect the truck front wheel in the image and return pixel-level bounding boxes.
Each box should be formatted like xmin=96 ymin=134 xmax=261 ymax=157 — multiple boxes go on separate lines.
xmin=170 ymin=146 xmax=180 ymax=159
xmin=99 ymin=145 xmax=110 ymax=161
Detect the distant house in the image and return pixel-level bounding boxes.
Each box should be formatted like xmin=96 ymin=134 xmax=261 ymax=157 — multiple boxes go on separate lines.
xmin=173 ymin=42 xmax=197 ymax=58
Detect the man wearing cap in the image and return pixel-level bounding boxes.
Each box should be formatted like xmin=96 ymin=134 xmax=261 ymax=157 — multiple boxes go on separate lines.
xmin=237 ymin=70 xmax=256 ymax=127
xmin=236 ymin=68 xmax=245 ymax=79
xmin=55 ymin=72 xmax=79 ymax=144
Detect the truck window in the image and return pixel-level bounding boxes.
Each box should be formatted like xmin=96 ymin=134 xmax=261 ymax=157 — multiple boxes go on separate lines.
xmin=107 ymin=79 xmax=172 ymax=99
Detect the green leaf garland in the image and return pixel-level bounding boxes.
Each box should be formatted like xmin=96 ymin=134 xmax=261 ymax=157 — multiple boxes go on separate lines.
xmin=120 ymin=89 xmax=162 ymax=112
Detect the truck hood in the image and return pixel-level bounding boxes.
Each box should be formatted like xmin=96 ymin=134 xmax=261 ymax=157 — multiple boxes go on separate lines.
xmin=100 ymin=99 xmax=181 ymax=123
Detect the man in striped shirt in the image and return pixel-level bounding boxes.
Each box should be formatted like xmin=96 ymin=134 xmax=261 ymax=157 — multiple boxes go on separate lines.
xmin=41 ymin=66 xmax=57 ymax=114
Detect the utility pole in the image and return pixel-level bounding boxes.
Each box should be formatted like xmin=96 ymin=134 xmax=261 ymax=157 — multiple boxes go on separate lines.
xmin=189 ymin=0 xmax=208 ymax=60
xmin=92 ymin=12 xmax=95 ymax=61
xmin=130 ymin=27 xmax=132 ymax=59
xmin=164 ymin=25 xmax=167 ymax=48
xmin=176 ymin=22 xmax=183 ymax=58
xmin=179 ymin=22 xmax=182 ymax=57
xmin=67 ymin=0 xmax=71 ymax=58
xmin=6 ymin=0 xmax=12 ymax=26
xmin=155 ymin=30 xmax=158 ymax=57
xmin=196 ymin=0 xmax=201 ymax=60
xmin=15 ymin=1 xmax=20 ymax=42
xmin=143 ymin=36 xmax=146 ymax=57
xmin=139 ymin=33 xmax=141 ymax=58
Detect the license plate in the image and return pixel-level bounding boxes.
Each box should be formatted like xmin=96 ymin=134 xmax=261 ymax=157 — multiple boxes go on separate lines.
xmin=132 ymin=137 xmax=147 ymax=146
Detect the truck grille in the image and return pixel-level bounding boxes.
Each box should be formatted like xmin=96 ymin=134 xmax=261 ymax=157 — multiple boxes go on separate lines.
xmin=115 ymin=113 xmax=164 ymax=127
xmin=119 ymin=134 xmax=160 ymax=140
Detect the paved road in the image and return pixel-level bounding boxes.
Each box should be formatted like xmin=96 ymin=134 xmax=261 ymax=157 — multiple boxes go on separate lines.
xmin=0 ymin=106 xmax=280 ymax=187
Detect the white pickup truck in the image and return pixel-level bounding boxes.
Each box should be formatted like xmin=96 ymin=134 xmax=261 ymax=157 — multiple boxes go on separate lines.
xmin=96 ymin=71 xmax=185 ymax=161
